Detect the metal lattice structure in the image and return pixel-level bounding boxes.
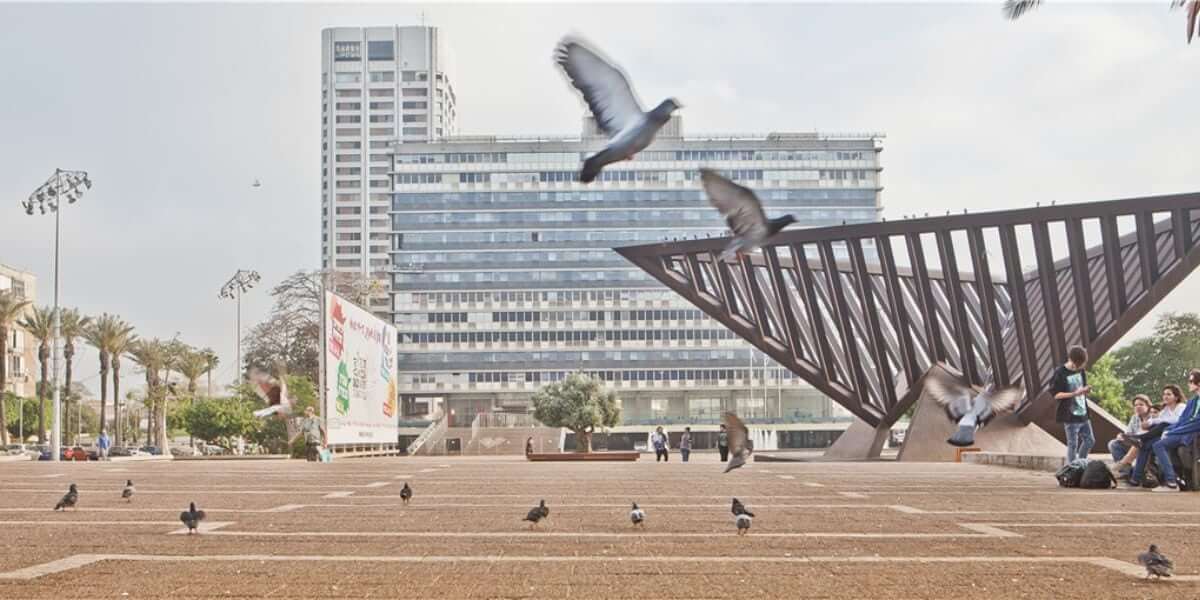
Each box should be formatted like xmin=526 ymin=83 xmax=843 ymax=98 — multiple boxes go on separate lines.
xmin=616 ymin=193 xmax=1200 ymax=433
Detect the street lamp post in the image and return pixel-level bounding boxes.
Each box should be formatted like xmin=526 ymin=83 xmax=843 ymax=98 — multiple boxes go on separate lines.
xmin=219 ymin=269 xmax=260 ymax=381
xmin=24 ymin=168 xmax=92 ymax=462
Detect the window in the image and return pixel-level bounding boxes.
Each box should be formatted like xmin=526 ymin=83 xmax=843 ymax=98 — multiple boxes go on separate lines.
xmin=369 ymin=101 xmax=394 ymax=110
xmin=335 ymin=154 xmax=360 ymax=162
xmin=334 ymin=72 xmax=362 ymax=84
xmin=402 ymin=114 xmax=426 ymax=123
xmin=369 ymin=71 xmax=395 ymax=83
xmin=369 ymin=153 xmax=390 ymax=162
xmin=369 ymin=89 xmax=394 ymax=97
xmin=336 ymin=180 xmax=361 ymax=189
xmin=335 ymin=258 xmax=361 ymax=268
xmin=369 ymin=180 xmax=389 ymax=189
xmin=369 ymin=219 xmax=389 ymax=227
xmin=370 ymin=166 xmax=389 ymax=175
xmin=402 ymin=127 xmax=428 ymax=136
xmin=402 ymin=101 xmax=428 ymax=109
xmin=335 ymin=102 xmax=361 ymax=111
xmin=369 ymin=140 xmax=390 ymax=149
xmin=335 ymin=206 xmax=361 ymax=215
xmin=369 ymin=114 xmax=394 ymax=123
xmin=336 ymin=245 xmax=361 ymax=254
xmin=334 ymin=193 xmax=357 ymax=202
xmin=402 ymin=88 xmax=427 ymax=97
xmin=335 ymin=141 xmax=361 ymax=149
xmin=335 ymin=167 xmax=361 ymax=175
xmin=367 ymin=40 xmax=394 ymax=61
xmin=334 ymin=41 xmax=361 ymax=61
xmin=369 ymin=127 xmax=393 ymax=136
xmin=335 ymin=128 xmax=360 ymax=137
xmin=458 ymin=173 xmax=490 ymax=183
xmin=335 ymin=219 xmax=358 ymax=227
xmin=335 ymin=115 xmax=361 ymax=124
xmin=336 ymin=89 xmax=361 ymax=97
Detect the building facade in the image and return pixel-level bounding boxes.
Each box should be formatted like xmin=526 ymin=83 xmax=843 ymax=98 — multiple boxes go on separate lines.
xmin=0 ymin=263 xmax=37 ymax=398
xmin=321 ymin=26 xmax=458 ymax=315
xmin=388 ymin=118 xmax=884 ymax=427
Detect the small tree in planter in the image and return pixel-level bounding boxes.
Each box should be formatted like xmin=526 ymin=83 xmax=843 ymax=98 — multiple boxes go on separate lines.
xmin=531 ymin=372 xmax=621 ymax=453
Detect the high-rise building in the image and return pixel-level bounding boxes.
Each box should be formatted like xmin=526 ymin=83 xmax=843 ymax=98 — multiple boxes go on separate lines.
xmin=1 ymin=262 xmax=38 ymax=398
xmin=388 ymin=117 xmax=884 ymax=426
xmin=320 ymin=26 xmax=457 ymax=315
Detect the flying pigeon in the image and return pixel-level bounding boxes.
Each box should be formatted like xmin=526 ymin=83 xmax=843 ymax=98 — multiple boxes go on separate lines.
xmin=924 ymin=364 xmax=1023 ymax=448
xmin=179 ymin=502 xmax=206 ymax=535
xmin=122 ymin=480 xmax=135 ymax=502
xmin=524 ymin=499 xmax=550 ymax=529
xmin=630 ymin=502 xmax=646 ymax=528
xmin=1188 ymin=0 xmax=1199 ymax=44
xmin=249 ymin=366 xmax=293 ymax=420
xmin=400 ymin=482 xmax=413 ymax=506
xmin=701 ymin=169 xmax=797 ymax=261
xmin=732 ymin=498 xmax=754 ymax=535
xmin=722 ymin=412 xmax=754 ymax=473
xmin=553 ymin=36 xmax=681 ymax=183
xmin=54 ymin=483 xmax=78 ymax=511
xmin=1138 ymin=544 xmax=1173 ymax=579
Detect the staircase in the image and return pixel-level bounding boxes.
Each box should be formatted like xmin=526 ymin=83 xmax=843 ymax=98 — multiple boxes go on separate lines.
xmin=406 ymin=412 xmax=447 ymax=456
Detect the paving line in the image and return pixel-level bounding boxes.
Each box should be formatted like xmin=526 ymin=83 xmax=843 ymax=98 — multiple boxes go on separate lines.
xmin=2 ymin=553 xmax=1196 ymax=582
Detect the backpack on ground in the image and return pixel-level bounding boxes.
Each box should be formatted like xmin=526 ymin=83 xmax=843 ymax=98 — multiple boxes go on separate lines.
xmin=1079 ymin=459 xmax=1117 ymax=489
xmin=1056 ymin=461 xmax=1086 ymax=488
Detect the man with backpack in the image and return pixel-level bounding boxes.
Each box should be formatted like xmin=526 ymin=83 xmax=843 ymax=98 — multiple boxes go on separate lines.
xmin=1051 ymin=346 xmax=1094 ymax=464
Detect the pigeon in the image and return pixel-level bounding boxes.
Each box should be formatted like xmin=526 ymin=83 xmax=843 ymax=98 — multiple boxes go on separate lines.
xmin=1138 ymin=544 xmax=1173 ymax=578
xmin=629 ymin=502 xmax=646 ymax=528
xmin=732 ymin=498 xmax=754 ymax=535
xmin=179 ymin=502 xmax=206 ymax=534
xmin=249 ymin=366 xmax=294 ymax=420
xmin=701 ymin=169 xmax=797 ymax=261
xmin=54 ymin=484 xmax=78 ymax=511
xmin=924 ymin=365 xmax=1023 ymax=448
xmin=553 ymin=37 xmax=681 ymax=183
xmin=122 ymin=480 xmax=135 ymax=502
xmin=524 ymin=499 xmax=550 ymax=529
xmin=722 ymin=412 xmax=754 ymax=473
xmin=1189 ymin=0 xmax=1200 ymax=44
xmin=400 ymin=482 xmax=413 ymax=506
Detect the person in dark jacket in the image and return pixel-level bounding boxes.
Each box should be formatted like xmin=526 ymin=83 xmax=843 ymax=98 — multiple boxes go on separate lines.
xmin=1051 ymin=346 xmax=1093 ymax=464
xmin=717 ymin=424 xmax=729 ymax=462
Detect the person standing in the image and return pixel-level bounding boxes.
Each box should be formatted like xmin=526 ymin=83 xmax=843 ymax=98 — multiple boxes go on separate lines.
xmin=525 ymin=436 xmax=534 ymax=456
xmin=97 ymin=430 xmax=111 ymax=461
xmin=718 ymin=423 xmax=730 ymax=463
xmin=1051 ymin=346 xmax=1094 ymax=464
xmin=651 ymin=426 xmax=669 ymax=462
xmin=679 ymin=427 xmax=692 ymax=463
xmin=290 ymin=406 xmax=327 ymax=462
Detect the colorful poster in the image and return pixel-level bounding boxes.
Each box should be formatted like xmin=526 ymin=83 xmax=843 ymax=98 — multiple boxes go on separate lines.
xmin=324 ymin=291 xmax=399 ymax=445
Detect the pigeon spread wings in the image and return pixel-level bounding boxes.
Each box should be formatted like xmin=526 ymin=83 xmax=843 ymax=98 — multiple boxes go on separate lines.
xmin=923 ymin=375 xmax=975 ymax=420
xmin=554 ymin=38 xmax=644 ymax=139
xmin=701 ymin=169 xmax=768 ymax=240
xmin=722 ymin=412 xmax=751 ymax=455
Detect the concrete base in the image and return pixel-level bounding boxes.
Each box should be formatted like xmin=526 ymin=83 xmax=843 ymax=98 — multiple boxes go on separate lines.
xmin=822 ymin=418 xmax=891 ymax=460
xmin=897 ymin=367 xmax=1066 ymax=462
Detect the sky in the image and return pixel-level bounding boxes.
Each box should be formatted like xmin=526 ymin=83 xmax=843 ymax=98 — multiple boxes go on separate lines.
xmin=0 ymin=2 xmax=1197 ymax=395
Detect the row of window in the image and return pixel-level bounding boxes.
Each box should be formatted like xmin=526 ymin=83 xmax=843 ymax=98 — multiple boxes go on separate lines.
xmin=411 ymin=308 xmax=708 ymax=324
xmin=396 ymin=349 xmax=750 ymax=364
xmin=393 ymin=169 xmax=875 ymax=187
xmin=393 ymin=208 xmax=875 ymax=225
xmin=400 ymin=328 xmax=739 ymax=345
xmin=394 ymin=270 xmax=651 ymax=285
xmin=397 ymin=229 xmax=727 ymax=247
xmin=332 ymin=40 xmax=395 ymax=62
xmin=395 ymin=250 xmax=616 ymax=265
xmin=398 ymin=290 xmax=681 ymax=305
xmin=390 ymin=189 xmax=877 ymax=209
xmin=450 ymin=369 xmax=798 ymax=385
xmin=393 ymin=149 xmax=873 ymax=165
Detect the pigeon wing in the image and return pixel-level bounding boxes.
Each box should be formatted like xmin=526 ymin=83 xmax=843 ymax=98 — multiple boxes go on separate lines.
xmin=978 ymin=385 xmax=1024 ymax=426
xmin=923 ymin=375 xmax=974 ymax=421
xmin=701 ymin=169 xmax=768 ymax=240
xmin=247 ymin=368 xmax=278 ymax=405
xmin=554 ymin=38 xmax=644 ymax=138
xmin=722 ymin=412 xmax=750 ymax=456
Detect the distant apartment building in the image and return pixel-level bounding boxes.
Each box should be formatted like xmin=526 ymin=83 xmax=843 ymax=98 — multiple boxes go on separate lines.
xmin=1 ymin=263 xmax=37 ymax=398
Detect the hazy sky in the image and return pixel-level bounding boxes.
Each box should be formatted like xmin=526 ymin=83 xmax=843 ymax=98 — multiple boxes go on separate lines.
xmin=1 ymin=2 xmax=1197 ymax=394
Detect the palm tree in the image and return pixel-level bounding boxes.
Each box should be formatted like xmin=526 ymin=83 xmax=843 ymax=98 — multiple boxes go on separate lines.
xmin=129 ymin=338 xmax=168 ymax=447
xmin=200 ymin=348 xmax=219 ymax=397
xmin=0 ymin=290 xmax=32 ymax=445
xmin=109 ymin=322 xmax=136 ymax=447
xmin=58 ymin=309 xmax=90 ymax=440
xmin=177 ymin=349 xmax=208 ymax=396
xmin=17 ymin=306 xmax=52 ymax=443
xmin=1004 ymin=0 xmax=1200 ymax=43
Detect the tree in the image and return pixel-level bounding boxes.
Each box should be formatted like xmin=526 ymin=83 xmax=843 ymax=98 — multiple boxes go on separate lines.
xmin=181 ymin=397 xmax=259 ymax=451
xmin=176 ymin=348 xmax=209 ymax=396
xmin=3 ymin=393 xmax=50 ymax=442
xmin=200 ymin=348 xmax=219 ymax=397
xmin=1112 ymin=313 xmax=1200 ymax=400
xmin=129 ymin=339 xmax=169 ymax=447
xmin=59 ymin=309 xmax=90 ymax=437
xmin=0 ymin=290 xmax=31 ymax=445
xmin=17 ymin=306 xmax=52 ymax=443
xmin=1003 ymin=1 xmax=1200 ymax=44
xmin=108 ymin=320 xmax=136 ymax=446
xmin=243 ymin=374 xmax=318 ymax=455
xmin=84 ymin=314 xmax=136 ymax=444
xmin=531 ymin=372 xmax=621 ymax=453
xmin=1088 ymin=354 xmax=1129 ymax=422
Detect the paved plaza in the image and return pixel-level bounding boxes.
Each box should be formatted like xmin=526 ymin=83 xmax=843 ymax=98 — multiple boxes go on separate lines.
xmin=0 ymin=455 xmax=1197 ymax=598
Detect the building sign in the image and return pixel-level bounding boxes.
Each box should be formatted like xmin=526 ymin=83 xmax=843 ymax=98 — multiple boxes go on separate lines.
xmin=334 ymin=42 xmax=361 ymax=62
xmin=324 ymin=291 xmax=398 ymax=444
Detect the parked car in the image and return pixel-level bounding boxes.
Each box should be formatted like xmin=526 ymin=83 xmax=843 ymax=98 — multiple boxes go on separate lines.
xmin=139 ymin=446 xmax=162 ymax=456
xmin=65 ymin=446 xmax=92 ymax=461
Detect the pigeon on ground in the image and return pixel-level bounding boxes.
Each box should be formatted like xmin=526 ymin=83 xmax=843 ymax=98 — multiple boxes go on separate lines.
xmin=630 ymin=502 xmax=646 ymax=528
xmin=54 ymin=484 xmax=78 ymax=511
xmin=722 ymin=412 xmax=754 ymax=473
xmin=554 ymin=36 xmax=681 ymax=183
xmin=249 ymin=366 xmax=293 ymax=419
xmin=732 ymin=498 xmax=754 ymax=535
xmin=924 ymin=364 xmax=1023 ymax=448
xmin=1138 ymin=544 xmax=1174 ymax=579
xmin=179 ymin=502 xmax=206 ymax=534
xmin=122 ymin=480 xmax=135 ymax=502
xmin=400 ymin=482 xmax=413 ymax=506
xmin=701 ymin=169 xmax=797 ymax=262
xmin=524 ymin=499 xmax=550 ymax=529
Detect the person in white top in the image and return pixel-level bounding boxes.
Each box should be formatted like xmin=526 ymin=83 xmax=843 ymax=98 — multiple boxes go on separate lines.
xmin=1148 ymin=386 xmax=1186 ymax=428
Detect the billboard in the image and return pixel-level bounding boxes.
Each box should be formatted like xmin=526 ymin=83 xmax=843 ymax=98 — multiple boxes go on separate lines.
xmin=324 ymin=291 xmax=399 ymax=445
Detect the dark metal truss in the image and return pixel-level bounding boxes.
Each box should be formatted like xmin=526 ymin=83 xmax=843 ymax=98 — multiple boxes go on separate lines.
xmin=616 ymin=193 xmax=1200 ymax=429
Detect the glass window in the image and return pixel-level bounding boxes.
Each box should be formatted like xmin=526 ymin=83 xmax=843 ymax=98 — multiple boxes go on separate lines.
xmin=367 ymin=40 xmax=394 ymax=61
xmin=334 ymin=72 xmax=361 ymax=83
xmin=369 ymin=89 xmax=394 ymax=97
xmin=333 ymin=41 xmax=361 ymax=61
xmin=369 ymin=71 xmax=395 ymax=83
xmin=402 ymin=88 xmax=428 ymax=97
xmin=402 ymin=101 xmax=428 ymax=109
